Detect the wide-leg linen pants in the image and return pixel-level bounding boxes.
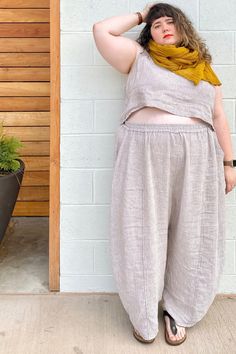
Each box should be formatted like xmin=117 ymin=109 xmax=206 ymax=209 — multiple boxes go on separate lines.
xmin=109 ymin=120 xmax=226 ymax=341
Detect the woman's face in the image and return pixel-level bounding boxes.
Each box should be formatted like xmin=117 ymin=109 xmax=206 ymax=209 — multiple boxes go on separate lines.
xmin=150 ymin=16 xmax=181 ymax=45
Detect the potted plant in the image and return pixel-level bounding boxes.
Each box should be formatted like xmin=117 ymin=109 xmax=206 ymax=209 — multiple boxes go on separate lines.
xmin=0 ymin=120 xmax=25 ymax=243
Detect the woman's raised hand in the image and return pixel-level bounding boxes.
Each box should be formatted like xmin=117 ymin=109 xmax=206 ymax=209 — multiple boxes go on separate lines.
xmin=141 ymin=3 xmax=156 ymax=23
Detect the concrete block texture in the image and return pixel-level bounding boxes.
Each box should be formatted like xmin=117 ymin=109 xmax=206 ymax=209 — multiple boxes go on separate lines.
xmin=61 ymin=66 xmax=126 ymax=100
xmin=61 ymin=135 xmax=115 ymax=168
xmin=200 ymin=0 xmax=236 ymax=30
xmin=61 ymin=33 xmax=94 ymax=66
xmin=225 ymin=205 xmax=236 ymax=240
xmin=94 ymin=170 xmax=113 ymax=204
xmin=60 ymin=205 xmax=110 ymax=241
xmin=60 ymin=0 xmax=129 ymax=32
xmin=60 ymin=241 xmax=94 ymax=274
xmin=200 ymin=32 xmax=234 ymax=65
xmin=61 ymin=169 xmax=93 ymax=204
xmin=60 ymin=275 xmax=117 ymax=292
xmin=223 ymin=240 xmax=236 ymax=274
xmin=61 ymin=100 xmax=94 ymax=134
xmin=93 ymin=241 xmax=113 ymax=274
xmin=94 ymin=100 xmax=124 ymax=133
xmin=219 ymin=275 xmax=236 ymax=293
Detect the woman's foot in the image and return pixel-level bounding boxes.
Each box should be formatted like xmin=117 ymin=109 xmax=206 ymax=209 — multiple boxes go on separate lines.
xmin=163 ymin=310 xmax=187 ymax=345
xmin=132 ymin=326 xmax=156 ymax=344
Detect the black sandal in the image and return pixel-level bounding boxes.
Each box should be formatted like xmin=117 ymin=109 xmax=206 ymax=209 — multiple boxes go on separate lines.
xmin=163 ymin=310 xmax=187 ymax=346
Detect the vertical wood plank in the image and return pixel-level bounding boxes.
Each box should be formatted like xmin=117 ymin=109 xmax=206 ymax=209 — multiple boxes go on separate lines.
xmin=49 ymin=0 xmax=60 ymax=291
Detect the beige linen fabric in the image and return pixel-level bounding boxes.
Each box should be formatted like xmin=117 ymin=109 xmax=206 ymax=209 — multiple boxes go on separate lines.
xmin=109 ymin=121 xmax=226 ymax=340
xmin=120 ymin=50 xmax=216 ymax=131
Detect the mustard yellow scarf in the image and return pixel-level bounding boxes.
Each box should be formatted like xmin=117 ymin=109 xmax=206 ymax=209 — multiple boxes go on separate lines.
xmin=147 ymin=39 xmax=221 ymax=86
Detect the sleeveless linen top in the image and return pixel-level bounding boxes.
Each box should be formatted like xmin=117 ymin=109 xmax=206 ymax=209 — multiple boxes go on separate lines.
xmin=120 ymin=49 xmax=216 ymax=131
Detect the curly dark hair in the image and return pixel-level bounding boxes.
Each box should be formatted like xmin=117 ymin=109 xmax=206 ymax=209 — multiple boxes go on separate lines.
xmin=136 ymin=3 xmax=212 ymax=63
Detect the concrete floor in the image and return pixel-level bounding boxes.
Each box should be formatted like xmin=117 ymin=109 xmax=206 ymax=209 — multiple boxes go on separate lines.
xmin=0 ymin=217 xmax=49 ymax=293
xmin=0 ymin=217 xmax=236 ymax=353
xmin=0 ymin=293 xmax=235 ymax=354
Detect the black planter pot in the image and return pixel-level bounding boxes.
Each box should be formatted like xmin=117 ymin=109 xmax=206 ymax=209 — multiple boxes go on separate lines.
xmin=0 ymin=158 xmax=25 ymax=243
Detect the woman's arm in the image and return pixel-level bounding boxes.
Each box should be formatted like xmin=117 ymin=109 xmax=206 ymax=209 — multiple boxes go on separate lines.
xmin=212 ymin=85 xmax=234 ymax=161
xmin=92 ymin=4 xmax=154 ymax=74
xmin=93 ymin=13 xmax=142 ymax=74
xmin=213 ymin=85 xmax=236 ymax=194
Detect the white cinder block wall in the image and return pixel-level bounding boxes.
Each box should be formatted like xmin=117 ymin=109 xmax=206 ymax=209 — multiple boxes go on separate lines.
xmin=60 ymin=0 xmax=236 ymax=293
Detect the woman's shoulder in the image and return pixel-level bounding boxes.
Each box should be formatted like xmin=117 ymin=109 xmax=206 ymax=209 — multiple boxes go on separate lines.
xmin=135 ymin=42 xmax=145 ymax=53
xmin=127 ymin=43 xmax=147 ymax=74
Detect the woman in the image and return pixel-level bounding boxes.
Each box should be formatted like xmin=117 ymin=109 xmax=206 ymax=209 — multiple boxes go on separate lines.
xmin=93 ymin=2 xmax=236 ymax=346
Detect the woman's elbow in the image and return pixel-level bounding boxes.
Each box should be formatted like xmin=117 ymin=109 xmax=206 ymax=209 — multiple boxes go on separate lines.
xmin=93 ymin=22 xmax=103 ymax=32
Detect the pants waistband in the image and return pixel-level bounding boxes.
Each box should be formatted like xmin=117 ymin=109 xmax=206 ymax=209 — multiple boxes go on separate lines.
xmin=123 ymin=121 xmax=213 ymax=133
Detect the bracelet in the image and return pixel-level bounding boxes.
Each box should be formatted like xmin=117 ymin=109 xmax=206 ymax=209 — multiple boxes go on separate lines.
xmin=223 ymin=160 xmax=236 ymax=168
xmin=135 ymin=12 xmax=143 ymax=25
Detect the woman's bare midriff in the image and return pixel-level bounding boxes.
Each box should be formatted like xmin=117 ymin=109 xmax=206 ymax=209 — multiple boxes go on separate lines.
xmin=126 ymin=107 xmax=205 ymax=125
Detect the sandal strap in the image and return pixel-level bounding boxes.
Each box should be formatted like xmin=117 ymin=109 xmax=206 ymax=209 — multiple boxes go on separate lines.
xmin=163 ymin=310 xmax=177 ymax=335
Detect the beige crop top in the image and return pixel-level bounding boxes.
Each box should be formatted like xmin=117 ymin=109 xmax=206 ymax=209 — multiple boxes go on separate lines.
xmin=120 ymin=48 xmax=217 ymax=131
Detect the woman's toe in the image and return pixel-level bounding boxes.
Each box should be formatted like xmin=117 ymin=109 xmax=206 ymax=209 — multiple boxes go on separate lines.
xmin=177 ymin=326 xmax=185 ymax=339
xmin=164 ymin=314 xmax=186 ymax=342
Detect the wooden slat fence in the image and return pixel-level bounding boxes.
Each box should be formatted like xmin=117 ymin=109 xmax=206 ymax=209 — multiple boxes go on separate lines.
xmin=0 ymin=0 xmax=50 ymax=216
